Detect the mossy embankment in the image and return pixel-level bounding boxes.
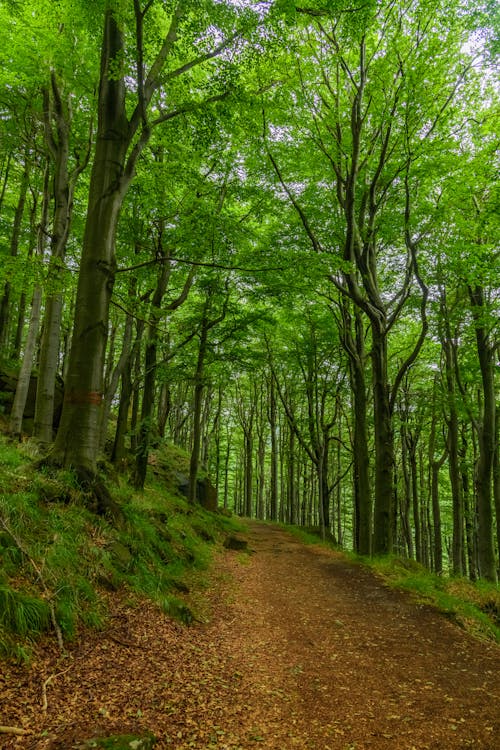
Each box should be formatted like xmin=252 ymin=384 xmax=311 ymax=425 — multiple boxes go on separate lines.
xmin=0 ymin=435 xmax=239 ymax=662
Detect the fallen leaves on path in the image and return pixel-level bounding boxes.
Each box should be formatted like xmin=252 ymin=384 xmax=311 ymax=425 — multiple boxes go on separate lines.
xmin=1 ymin=522 xmax=499 ymax=749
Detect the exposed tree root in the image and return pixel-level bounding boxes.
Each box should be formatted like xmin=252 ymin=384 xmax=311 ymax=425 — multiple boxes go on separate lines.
xmin=74 ymin=466 xmax=124 ymax=525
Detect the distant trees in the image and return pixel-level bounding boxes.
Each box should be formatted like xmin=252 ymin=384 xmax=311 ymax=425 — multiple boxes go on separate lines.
xmin=0 ymin=0 xmax=497 ymax=579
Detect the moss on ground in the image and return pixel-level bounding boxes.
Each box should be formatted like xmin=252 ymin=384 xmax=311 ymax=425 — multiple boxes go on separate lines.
xmin=0 ymin=435 xmax=239 ymax=661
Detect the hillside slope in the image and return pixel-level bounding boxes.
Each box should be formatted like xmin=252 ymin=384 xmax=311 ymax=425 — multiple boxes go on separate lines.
xmin=2 ymin=522 xmax=499 ymax=749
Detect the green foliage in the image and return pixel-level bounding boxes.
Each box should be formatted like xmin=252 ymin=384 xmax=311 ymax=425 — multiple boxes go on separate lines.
xmin=80 ymin=733 xmax=156 ymax=750
xmin=0 ymin=435 xmax=239 ymax=661
xmin=0 ymin=584 xmax=50 ymax=636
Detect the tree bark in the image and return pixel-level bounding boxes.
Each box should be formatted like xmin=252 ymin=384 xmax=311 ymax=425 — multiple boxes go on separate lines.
xmin=341 ymin=301 xmax=371 ymax=554
xmin=52 ymin=10 xmax=129 ymax=471
xmin=371 ymin=321 xmax=394 ymax=555
xmin=34 ymin=73 xmax=88 ymax=446
xmin=469 ymin=285 xmax=497 ymax=581
xmin=134 ymin=259 xmax=170 ymax=490
xmin=9 ymin=164 xmax=50 ymax=437
xmin=268 ymin=375 xmax=279 ymax=521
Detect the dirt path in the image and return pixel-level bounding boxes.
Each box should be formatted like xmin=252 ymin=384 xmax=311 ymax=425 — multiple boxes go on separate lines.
xmin=1 ymin=522 xmax=499 ymax=749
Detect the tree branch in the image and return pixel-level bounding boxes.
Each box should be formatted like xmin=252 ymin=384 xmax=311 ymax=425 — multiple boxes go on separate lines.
xmin=116 ymin=254 xmax=284 ymax=275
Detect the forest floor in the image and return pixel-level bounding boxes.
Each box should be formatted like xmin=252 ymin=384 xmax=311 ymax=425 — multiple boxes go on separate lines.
xmin=1 ymin=521 xmax=499 ymax=750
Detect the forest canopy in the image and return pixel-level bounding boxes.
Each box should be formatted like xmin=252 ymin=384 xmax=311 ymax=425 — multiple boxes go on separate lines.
xmin=0 ymin=0 xmax=499 ymax=580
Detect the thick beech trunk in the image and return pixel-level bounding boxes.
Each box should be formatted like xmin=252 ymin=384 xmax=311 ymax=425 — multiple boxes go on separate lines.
xmin=342 ymin=304 xmax=371 ymax=555
xmin=11 ymin=177 xmax=39 ymax=362
xmin=34 ymin=74 xmax=83 ymax=446
xmin=35 ymin=294 xmax=64 ymax=444
xmin=9 ymin=165 xmax=50 ymax=437
xmin=52 ymin=11 xmax=129 ymax=471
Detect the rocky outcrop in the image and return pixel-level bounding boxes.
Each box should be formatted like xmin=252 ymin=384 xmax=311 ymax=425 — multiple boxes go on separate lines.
xmin=175 ymin=472 xmax=218 ymax=512
xmin=0 ymin=365 xmax=63 ymax=434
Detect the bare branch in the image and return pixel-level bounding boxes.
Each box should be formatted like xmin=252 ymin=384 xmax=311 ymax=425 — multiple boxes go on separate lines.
xmin=116 ymin=254 xmax=284 ymax=275
xmin=163 ymin=33 xmax=239 ymax=83
xmin=296 ymin=4 xmax=369 ymax=16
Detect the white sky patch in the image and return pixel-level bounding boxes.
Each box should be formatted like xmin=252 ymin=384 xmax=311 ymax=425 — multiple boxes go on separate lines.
xmin=268 ymin=123 xmax=296 ymax=143
xmin=218 ymin=0 xmax=272 ymax=16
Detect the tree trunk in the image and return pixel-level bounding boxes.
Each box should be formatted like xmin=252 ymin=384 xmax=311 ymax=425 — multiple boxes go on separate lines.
xmin=494 ymin=407 xmax=500 ymax=570
xmin=223 ymin=430 xmax=231 ymax=511
xmin=9 ymin=164 xmax=50 ymax=437
xmin=52 ymin=10 xmax=129 ymax=472
xmin=112 ymin=317 xmax=145 ymax=464
xmin=257 ymin=422 xmax=266 ymax=520
xmin=100 ymin=310 xmax=133 ymax=451
xmin=371 ymin=322 xmax=394 ymax=554
xmin=343 ymin=303 xmax=371 ymax=555
xmin=134 ymin=260 xmax=170 ymax=490
xmin=188 ymin=319 xmax=209 ymax=505
xmin=428 ymin=385 xmax=445 ymax=574
xmin=443 ymin=334 xmax=464 ymax=576
xmin=469 ymin=285 xmax=497 ymax=581
xmin=268 ymin=375 xmax=279 ymax=521
xmin=409 ymin=434 xmax=422 ymax=563
xmin=0 ymin=152 xmax=12 ymax=217
xmin=400 ymin=423 xmax=414 ymax=559
xmin=243 ymin=426 xmax=253 ymax=517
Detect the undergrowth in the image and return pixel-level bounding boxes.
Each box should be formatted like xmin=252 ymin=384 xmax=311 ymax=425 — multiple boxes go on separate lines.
xmin=284 ymin=523 xmax=500 ymax=644
xmin=0 ymin=435 xmax=238 ymax=662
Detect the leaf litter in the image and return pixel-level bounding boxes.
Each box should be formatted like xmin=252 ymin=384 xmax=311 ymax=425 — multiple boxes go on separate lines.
xmin=1 ymin=521 xmax=499 ymax=749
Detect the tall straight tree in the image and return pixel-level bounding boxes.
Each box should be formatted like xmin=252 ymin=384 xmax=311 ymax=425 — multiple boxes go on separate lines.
xmin=51 ymin=1 xmax=245 ymax=474
xmin=261 ymin=0 xmax=480 ymax=553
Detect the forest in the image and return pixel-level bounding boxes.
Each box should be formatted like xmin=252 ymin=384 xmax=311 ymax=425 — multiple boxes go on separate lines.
xmin=0 ymin=0 xmax=499 ymax=587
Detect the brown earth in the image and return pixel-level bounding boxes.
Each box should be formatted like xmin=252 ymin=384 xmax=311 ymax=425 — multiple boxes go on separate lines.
xmin=1 ymin=521 xmax=499 ymax=750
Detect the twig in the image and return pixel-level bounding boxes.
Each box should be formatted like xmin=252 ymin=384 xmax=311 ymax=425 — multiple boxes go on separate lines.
xmin=107 ymin=633 xmax=142 ymax=649
xmin=41 ymin=676 xmax=52 ymax=713
xmin=42 ymin=661 xmax=75 ymax=713
xmin=0 ymin=726 xmax=29 ymax=736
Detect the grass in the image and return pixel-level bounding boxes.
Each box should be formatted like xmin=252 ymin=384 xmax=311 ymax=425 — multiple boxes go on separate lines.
xmin=0 ymin=434 xmax=240 ymax=661
xmin=283 ymin=522 xmax=500 ymax=643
